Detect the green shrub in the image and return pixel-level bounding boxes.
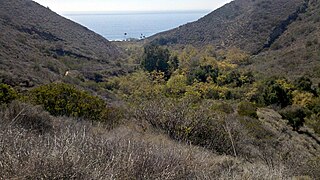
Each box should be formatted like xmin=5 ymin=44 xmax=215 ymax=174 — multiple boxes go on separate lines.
xmin=217 ymin=71 xmax=254 ymax=87
xmin=239 ymin=117 xmax=274 ymax=140
xmin=264 ymin=78 xmax=294 ymax=107
xmin=211 ymin=102 xmax=234 ymax=114
xmin=305 ymin=98 xmax=320 ymax=134
xmin=28 ymin=83 xmax=108 ymax=122
xmin=187 ymin=65 xmax=219 ymax=84
xmin=306 ymin=114 xmax=320 ymax=135
xmin=165 ymin=74 xmax=187 ymax=97
xmin=251 ymin=78 xmax=294 ymax=108
xmin=238 ymin=101 xmax=258 ymax=118
xmin=294 ymin=76 xmax=314 ymax=93
xmin=307 ymin=98 xmax=320 ymax=115
xmin=0 ymin=83 xmax=18 ymax=104
xmin=279 ymin=105 xmax=307 ymax=131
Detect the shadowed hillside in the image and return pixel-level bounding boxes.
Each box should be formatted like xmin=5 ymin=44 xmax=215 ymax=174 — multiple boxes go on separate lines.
xmin=149 ymin=0 xmax=306 ymax=54
xmin=0 ymin=0 xmax=124 ymax=87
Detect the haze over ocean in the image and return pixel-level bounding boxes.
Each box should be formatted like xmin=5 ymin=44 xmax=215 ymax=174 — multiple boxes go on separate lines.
xmin=63 ymin=11 xmax=209 ymax=41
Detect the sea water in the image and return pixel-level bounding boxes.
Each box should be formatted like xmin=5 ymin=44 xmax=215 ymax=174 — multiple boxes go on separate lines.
xmin=63 ymin=11 xmax=209 ymax=41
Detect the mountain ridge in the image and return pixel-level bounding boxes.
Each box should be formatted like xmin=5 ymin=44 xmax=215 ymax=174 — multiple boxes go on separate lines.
xmin=149 ymin=0 xmax=306 ymax=54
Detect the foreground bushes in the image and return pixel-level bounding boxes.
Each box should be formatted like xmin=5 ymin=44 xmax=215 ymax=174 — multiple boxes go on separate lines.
xmin=133 ymin=98 xmax=248 ymax=156
xmin=3 ymin=102 xmax=318 ymax=179
xmin=0 ymin=103 xmax=291 ymax=179
xmin=0 ymin=101 xmax=52 ymax=134
xmin=0 ymin=94 xmax=319 ymax=179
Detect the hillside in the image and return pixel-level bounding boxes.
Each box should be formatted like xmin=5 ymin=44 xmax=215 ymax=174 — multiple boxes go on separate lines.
xmin=0 ymin=0 xmax=124 ymax=88
xmin=249 ymin=0 xmax=320 ymax=82
xmin=149 ymin=0 xmax=306 ymax=54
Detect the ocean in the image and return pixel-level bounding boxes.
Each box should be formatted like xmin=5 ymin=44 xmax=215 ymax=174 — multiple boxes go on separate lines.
xmin=63 ymin=11 xmax=209 ymax=41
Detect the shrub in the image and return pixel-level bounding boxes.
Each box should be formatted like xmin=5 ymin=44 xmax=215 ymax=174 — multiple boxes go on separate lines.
xmin=305 ymin=114 xmax=320 ymax=135
xmin=165 ymin=74 xmax=187 ymax=97
xmin=238 ymin=101 xmax=258 ymax=119
xmin=211 ymin=102 xmax=234 ymax=114
xmin=279 ymin=105 xmax=307 ymax=131
xmin=187 ymin=65 xmax=219 ymax=84
xmin=294 ymin=76 xmax=313 ymax=93
xmin=217 ymin=71 xmax=254 ymax=87
xmin=0 ymin=83 xmax=18 ymax=104
xmin=250 ymin=78 xmax=294 ymax=107
xmin=168 ymin=55 xmax=179 ymax=73
xmin=133 ymin=99 xmax=245 ymax=156
xmin=0 ymin=115 xmax=290 ymax=179
xmin=292 ymin=90 xmax=314 ymax=107
xmin=264 ymin=79 xmax=294 ymax=107
xmin=112 ymin=71 xmax=164 ymax=100
xmin=27 ymin=83 xmax=108 ymax=122
xmin=305 ymin=98 xmax=320 ymax=134
xmin=1 ymin=101 xmax=53 ymax=134
xmin=307 ymin=97 xmax=320 ymax=115
xmin=186 ymin=82 xmax=232 ymax=100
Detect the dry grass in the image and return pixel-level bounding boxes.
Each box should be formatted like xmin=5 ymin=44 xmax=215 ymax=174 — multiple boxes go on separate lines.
xmin=0 ymin=101 xmax=308 ymax=179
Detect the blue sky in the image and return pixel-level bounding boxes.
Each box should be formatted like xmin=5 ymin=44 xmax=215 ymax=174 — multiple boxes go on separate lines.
xmin=33 ymin=0 xmax=233 ymax=12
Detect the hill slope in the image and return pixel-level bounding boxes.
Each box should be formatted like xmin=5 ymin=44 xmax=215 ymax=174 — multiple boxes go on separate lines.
xmin=149 ymin=0 xmax=306 ymax=54
xmin=0 ymin=0 xmax=124 ymax=87
xmin=249 ymin=0 xmax=320 ymax=82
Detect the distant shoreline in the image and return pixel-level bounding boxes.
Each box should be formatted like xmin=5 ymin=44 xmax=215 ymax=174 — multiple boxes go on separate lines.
xmin=62 ymin=11 xmax=208 ymax=41
xmin=62 ymin=10 xmax=211 ymax=16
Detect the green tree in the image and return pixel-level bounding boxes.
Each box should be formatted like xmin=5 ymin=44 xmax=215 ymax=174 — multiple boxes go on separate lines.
xmin=261 ymin=78 xmax=294 ymax=107
xmin=141 ymin=45 xmax=170 ymax=75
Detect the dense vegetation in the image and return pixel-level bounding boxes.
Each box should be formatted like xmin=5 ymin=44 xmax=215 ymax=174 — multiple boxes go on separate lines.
xmin=107 ymin=44 xmax=320 ymax=134
xmin=1 ymin=42 xmax=319 ymax=179
xmin=1 ymin=0 xmax=320 ymax=179
xmin=4 ymin=101 xmax=318 ymax=179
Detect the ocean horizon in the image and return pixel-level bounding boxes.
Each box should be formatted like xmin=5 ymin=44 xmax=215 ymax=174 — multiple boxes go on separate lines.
xmin=62 ymin=10 xmax=210 ymax=41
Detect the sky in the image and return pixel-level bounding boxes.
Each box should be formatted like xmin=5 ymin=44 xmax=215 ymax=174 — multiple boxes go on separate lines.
xmin=32 ymin=0 xmax=233 ymax=12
